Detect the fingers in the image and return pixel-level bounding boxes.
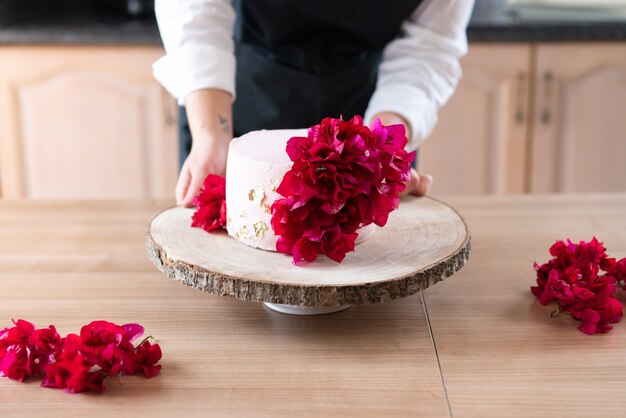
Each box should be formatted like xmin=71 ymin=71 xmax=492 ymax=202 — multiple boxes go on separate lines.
xmin=175 ymin=159 xmax=191 ymax=205
xmin=181 ymin=167 xmax=207 ymax=208
xmin=402 ymin=169 xmax=433 ymax=197
xmin=411 ymin=173 xmax=433 ymax=196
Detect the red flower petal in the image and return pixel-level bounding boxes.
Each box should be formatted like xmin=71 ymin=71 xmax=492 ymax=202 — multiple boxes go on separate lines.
xmin=122 ymin=323 xmax=144 ymax=343
xmin=191 ymin=174 xmax=227 ymax=232
xmin=0 ymin=346 xmax=27 ymax=382
xmin=0 ymin=320 xmax=61 ymax=381
xmin=578 ymin=321 xmax=598 ymax=335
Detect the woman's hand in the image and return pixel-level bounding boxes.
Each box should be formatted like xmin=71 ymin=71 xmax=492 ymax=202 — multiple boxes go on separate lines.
xmin=402 ymin=168 xmax=433 ymax=197
xmin=176 ymin=134 xmax=230 ymax=206
xmin=176 ymin=89 xmax=233 ymax=207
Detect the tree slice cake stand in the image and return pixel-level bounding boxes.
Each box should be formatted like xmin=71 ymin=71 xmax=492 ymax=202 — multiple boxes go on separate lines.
xmin=146 ymin=196 xmax=471 ymax=315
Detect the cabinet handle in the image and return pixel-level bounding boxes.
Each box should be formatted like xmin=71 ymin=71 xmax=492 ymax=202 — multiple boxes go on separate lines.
xmin=515 ymin=72 xmax=526 ymax=124
xmin=161 ymin=87 xmax=176 ymax=127
xmin=541 ymin=72 xmax=553 ymax=125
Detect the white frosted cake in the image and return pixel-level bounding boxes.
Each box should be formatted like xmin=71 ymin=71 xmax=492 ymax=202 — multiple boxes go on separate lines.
xmin=225 ymin=129 xmax=302 ymax=250
xmin=225 ymin=129 xmax=375 ymax=251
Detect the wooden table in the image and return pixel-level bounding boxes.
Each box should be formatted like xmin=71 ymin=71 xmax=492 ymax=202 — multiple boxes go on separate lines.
xmin=1 ymin=194 xmax=625 ymax=417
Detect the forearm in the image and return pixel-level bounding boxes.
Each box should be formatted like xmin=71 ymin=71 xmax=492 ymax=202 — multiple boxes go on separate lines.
xmin=365 ymin=0 xmax=474 ymax=150
xmin=185 ymin=89 xmax=233 ymax=147
xmin=153 ymin=0 xmax=236 ymax=105
xmin=175 ymin=88 xmax=232 ymax=206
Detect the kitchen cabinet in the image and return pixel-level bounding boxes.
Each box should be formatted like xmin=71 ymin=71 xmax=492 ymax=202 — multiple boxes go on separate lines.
xmin=0 ymin=46 xmax=178 ymax=199
xmin=419 ymin=45 xmax=531 ymax=195
xmin=1 ymin=43 xmax=623 ymax=199
xmin=420 ymin=42 xmax=626 ymax=195
xmin=530 ymin=43 xmax=626 ymax=193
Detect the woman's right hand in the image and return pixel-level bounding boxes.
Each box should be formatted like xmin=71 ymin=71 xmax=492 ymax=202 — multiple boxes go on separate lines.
xmin=176 ymin=134 xmax=230 ymax=207
xmin=176 ymin=88 xmax=233 ymax=207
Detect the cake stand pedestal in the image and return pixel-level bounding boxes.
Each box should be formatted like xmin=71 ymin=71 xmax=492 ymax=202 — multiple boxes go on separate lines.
xmin=263 ymin=303 xmax=351 ymax=315
xmin=146 ymin=196 xmax=471 ymax=315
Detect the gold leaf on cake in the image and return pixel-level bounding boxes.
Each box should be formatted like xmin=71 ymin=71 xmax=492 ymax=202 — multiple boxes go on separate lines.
xmin=263 ymin=204 xmax=272 ymax=214
xmin=241 ymin=210 xmax=248 ymax=218
xmin=270 ymin=179 xmax=277 ymax=192
xmin=248 ymin=188 xmax=265 ymax=206
xmin=239 ymin=225 xmax=251 ymax=239
xmin=253 ymin=221 xmax=268 ymax=239
xmin=233 ymin=232 xmax=239 ymax=240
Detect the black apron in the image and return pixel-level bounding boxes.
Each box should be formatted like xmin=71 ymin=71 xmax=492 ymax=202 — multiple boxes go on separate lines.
xmin=179 ymin=0 xmax=422 ymax=166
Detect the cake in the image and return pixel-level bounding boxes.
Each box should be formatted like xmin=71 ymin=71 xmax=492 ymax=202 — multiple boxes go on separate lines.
xmin=191 ymin=116 xmax=415 ymax=264
xmin=225 ymin=129 xmax=375 ymax=251
xmin=225 ymin=129 xmax=303 ymax=251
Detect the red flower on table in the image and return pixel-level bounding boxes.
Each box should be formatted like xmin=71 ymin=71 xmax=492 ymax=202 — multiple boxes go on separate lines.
xmin=531 ymin=237 xmax=626 ymax=335
xmin=191 ymin=174 xmax=227 ymax=231
xmin=78 ymin=321 xmax=145 ymax=376
xmin=127 ymin=340 xmax=162 ymax=378
xmin=1 ymin=319 xmax=162 ymax=393
xmin=0 ymin=320 xmax=60 ymax=382
xmin=42 ymin=334 xmax=107 ymax=394
xmin=272 ymin=116 xmax=415 ymax=264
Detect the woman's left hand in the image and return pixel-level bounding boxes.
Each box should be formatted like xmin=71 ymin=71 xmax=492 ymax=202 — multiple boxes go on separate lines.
xmin=402 ymin=168 xmax=433 ymax=197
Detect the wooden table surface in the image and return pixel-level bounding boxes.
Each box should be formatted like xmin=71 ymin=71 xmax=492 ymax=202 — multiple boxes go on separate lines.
xmin=1 ymin=194 xmax=625 ymax=417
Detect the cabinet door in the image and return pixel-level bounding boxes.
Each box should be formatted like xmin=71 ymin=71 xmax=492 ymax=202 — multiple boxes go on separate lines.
xmin=0 ymin=46 xmax=179 ymax=199
xmin=530 ymin=43 xmax=626 ymax=193
xmin=418 ymin=45 xmax=531 ymax=195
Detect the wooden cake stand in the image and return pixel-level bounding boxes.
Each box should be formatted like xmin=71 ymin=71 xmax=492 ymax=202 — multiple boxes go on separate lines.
xmin=146 ymin=196 xmax=471 ymax=315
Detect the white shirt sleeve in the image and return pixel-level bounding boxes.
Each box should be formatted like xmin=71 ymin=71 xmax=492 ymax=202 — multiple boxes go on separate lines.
xmin=152 ymin=0 xmax=236 ymax=105
xmin=364 ymin=0 xmax=475 ymax=150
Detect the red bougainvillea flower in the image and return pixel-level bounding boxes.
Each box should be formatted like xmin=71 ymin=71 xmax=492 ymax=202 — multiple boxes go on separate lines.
xmin=41 ymin=334 xmax=106 ymax=394
xmin=531 ymin=237 xmax=625 ymax=335
xmin=272 ymin=115 xmax=415 ymax=264
xmin=78 ymin=321 xmax=144 ymax=376
xmin=602 ymin=256 xmax=626 ymax=291
xmin=1 ymin=319 xmax=162 ymax=394
xmin=191 ymin=174 xmax=227 ymax=231
xmin=127 ymin=340 xmax=162 ymax=378
xmin=0 ymin=320 xmax=60 ymax=382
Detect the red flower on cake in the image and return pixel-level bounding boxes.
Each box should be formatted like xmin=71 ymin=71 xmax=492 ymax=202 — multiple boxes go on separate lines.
xmin=531 ymin=237 xmax=626 ymax=335
xmin=272 ymin=116 xmax=415 ymax=263
xmin=1 ymin=319 xmax=162 ymax=393
xmin=191 ymin=174 xmax=227 ymax=231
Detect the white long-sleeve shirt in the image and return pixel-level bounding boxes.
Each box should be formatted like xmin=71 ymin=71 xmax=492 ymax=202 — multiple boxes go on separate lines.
xmin=153 ymin=0 xmax=474 ymax=150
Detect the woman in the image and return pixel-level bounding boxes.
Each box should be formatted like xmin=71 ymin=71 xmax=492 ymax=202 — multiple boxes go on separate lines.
xmin=153 ymin=0 xmax=474 ymax=206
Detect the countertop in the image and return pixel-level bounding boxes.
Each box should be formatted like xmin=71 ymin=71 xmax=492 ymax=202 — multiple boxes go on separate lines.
xmin=1 ymin=193 xmax=626 ymax=417
xmin=469 ymin=0 xmax=626 ymax=41
xmin=0 ymin=0 xmax=625 ymax=45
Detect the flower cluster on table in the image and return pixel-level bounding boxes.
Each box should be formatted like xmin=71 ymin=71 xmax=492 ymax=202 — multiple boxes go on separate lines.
xmin=0 ymin=319 xmax=161 ymax=393
xmin=531 ymin=238 xmax=626 ymax=335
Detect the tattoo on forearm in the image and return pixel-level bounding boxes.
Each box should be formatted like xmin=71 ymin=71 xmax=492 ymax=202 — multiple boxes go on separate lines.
xmin=218 ymin=114 xmax=231 ymax=134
